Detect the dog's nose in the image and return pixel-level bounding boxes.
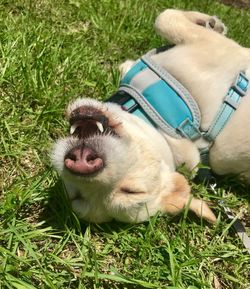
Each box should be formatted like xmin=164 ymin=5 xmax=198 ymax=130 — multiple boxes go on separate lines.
xmin=64 ymin=146 xmax=103 ymax=175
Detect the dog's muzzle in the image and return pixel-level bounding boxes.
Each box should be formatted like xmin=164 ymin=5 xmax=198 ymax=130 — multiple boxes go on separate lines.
xmin=64 ymin=145 xmax=103 ymax=175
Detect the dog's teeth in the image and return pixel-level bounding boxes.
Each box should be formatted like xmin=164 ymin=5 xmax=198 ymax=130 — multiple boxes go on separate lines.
xmin=70 ymin=124 xmax=78 ymax=135
xmin=96 ymin=121 xmax=104 ymax=133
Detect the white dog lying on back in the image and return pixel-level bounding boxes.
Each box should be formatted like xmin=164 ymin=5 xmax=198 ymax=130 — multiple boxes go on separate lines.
xmin=52 ymin=9 xmax=250 ymax=224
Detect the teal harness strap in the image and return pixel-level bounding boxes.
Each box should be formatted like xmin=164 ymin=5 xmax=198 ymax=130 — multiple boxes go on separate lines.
xmin=204 ymin=72 xmax=249 ymax=142
xmin=141 ymin=54 xmax=202 ymax=140
xmin=200 ymin=71 xmax=249 ymax=164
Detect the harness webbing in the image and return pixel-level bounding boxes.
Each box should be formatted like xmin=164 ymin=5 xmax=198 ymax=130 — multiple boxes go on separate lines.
xmin=204 ymin=72 xmax=249 ymax=141
xmin=200 ymin=71 xmax=249 ymax=164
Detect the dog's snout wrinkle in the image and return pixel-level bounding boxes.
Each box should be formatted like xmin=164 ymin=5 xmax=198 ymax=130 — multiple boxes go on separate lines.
xmin=64 ymin=145 xmax=104 ymax=175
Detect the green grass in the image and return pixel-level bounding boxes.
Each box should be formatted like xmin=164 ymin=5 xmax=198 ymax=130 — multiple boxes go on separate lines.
xmin=0 ymin=0 xmax=250 ymax=288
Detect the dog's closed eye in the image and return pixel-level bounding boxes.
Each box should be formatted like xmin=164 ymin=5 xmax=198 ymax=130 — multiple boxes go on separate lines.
xmin=120 ymin=187 xmax=145 ymax=194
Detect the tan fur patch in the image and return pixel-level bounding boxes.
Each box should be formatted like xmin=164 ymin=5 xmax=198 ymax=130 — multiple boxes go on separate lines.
xmin=161 ymin=173 xmax=190 ymax=214
xmin=162 ymin=173 xmax=216 ymax=223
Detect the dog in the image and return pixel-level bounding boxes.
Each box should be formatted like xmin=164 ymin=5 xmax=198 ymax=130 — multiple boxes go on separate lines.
xmin=51 ymin=9 xmax=250 ymax=224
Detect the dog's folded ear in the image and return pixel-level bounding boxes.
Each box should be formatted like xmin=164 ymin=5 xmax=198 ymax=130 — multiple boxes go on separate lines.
xmin=162 ymin=172 xmax=216 ymax=223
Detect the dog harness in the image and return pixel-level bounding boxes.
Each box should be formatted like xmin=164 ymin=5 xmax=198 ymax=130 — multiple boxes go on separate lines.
xmin=109 ymin=46 xmax=249 ymax=164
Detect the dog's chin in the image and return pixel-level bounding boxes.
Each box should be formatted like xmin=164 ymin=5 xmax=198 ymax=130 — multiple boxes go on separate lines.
xmin=51 ymin=134 xmax=132 ymax=185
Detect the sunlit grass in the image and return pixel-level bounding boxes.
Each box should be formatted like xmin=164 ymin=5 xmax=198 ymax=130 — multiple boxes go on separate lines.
xmin=0 ymin=0 xmax=249 ymax=288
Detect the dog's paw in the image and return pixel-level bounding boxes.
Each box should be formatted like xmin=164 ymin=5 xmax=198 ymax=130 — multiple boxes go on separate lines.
xmin=119 ymin=60 xmax=135 ymax=76
xmin=71 ymin=198 xmax=90 ymax=218
xmin=197 ymin=16 xmax=227 ymax=35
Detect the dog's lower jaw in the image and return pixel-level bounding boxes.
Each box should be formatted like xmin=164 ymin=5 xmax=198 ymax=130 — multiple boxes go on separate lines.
xmin=71 ymin=197 xmax=113 ymax=223
xmin=65 ymin=180 xmax=115 ymax=223
xmin=70 ymin=195 xmax=161 ymax=224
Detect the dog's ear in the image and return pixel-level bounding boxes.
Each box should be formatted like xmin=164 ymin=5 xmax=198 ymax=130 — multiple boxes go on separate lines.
xmin=162 ymin=172 xmax=216 ymax=223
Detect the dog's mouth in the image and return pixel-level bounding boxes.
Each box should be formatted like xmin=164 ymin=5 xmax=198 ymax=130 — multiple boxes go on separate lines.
xmin=64 ymin=105 xmax=120 ymax=176
xmin=69 ymin=105 xmax=118 ymax=139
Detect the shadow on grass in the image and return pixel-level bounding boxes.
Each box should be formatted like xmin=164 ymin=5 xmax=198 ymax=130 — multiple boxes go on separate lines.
xmin=220 ymin=0 xmax=250 ymax=9
xmin=194 ymin=170 xmax=250 ymax=230
xmin=195 ymin=169 xmax=250 ymax=201
xmin=216 ymin=174 xmax=250 ymax=199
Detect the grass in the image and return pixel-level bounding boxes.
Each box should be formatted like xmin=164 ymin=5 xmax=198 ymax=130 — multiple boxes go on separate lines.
xmin=0 ymin=0 xmax=250 ymax=288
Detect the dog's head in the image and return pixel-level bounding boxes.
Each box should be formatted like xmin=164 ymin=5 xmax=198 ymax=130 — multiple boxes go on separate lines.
xmin=52 ymin=98 xmax=175 ymax=187
xmin=51 ymin=98 xmax=216 ymax=223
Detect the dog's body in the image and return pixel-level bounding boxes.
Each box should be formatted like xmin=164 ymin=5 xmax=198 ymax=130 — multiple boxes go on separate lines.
xmin=121 ymin=10 xmax=250 ymax=179
xmin=52 ymin=9 xmax=250 ymax=223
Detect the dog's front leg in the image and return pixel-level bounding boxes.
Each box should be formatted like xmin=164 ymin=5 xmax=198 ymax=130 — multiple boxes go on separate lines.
xmin=154 ymin=9 xmax=227 ymax=44
xmin=71 ymin=198 xmax=90 ymax=219
xmin=119 ymin=60 xmax=136 ymax=77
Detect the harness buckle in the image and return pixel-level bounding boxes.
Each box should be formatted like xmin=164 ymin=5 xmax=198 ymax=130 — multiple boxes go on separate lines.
xmin=232 ymin=71 xmax=249 ymax=96
xmin=177 ymin=118 xmax=201 ymax=140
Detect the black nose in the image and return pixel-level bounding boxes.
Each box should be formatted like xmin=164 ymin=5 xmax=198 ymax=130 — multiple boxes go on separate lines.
xmin=64 ymin=146 xmax=103 ymax=175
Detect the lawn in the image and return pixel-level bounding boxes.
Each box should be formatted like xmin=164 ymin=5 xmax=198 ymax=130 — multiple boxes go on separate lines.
xmin=0 ymin=0 xmax=250 ymax=288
